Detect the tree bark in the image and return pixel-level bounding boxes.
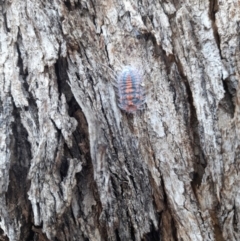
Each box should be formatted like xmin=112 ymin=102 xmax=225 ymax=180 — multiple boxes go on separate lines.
xmin=0 ymin=0 xmax=239 ymax=240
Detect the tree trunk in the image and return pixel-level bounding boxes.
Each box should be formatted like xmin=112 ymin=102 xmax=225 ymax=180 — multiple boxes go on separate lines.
xmin=0 ymin=0 xmax=239 ymax=240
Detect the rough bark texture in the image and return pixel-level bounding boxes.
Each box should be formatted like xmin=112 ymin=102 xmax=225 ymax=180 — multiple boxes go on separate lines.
xmin=0 ymin=0 xmax=240 ymax=240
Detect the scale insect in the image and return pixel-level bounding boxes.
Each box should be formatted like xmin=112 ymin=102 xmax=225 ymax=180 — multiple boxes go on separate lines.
xmin=116 ymin=66 xmax=146 ymax=113
xmin=98 ymin=63 xmax=147 ymax=113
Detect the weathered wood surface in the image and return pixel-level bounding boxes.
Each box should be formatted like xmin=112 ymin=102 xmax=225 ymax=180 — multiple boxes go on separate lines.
xmin=0 ymin=0 xmax=239 ymax=240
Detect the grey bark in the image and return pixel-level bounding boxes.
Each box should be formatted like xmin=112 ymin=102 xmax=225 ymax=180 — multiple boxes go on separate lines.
xmin=0 ymin=0 xmax=239 ymax=240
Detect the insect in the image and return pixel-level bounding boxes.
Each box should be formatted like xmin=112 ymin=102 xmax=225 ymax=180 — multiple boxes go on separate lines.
xmin=116 ymin=66 xmax=145 ymax=113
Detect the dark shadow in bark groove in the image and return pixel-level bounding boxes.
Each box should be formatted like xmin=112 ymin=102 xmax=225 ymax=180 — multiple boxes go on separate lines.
xmin=63 ymin=0 xmax=72 ymax=11
xmin=219 ymin=78 xmax=236 ymax=117
xmin=160 ymin=176 xmax=179 ymax=241
xmin=56 ymin=58 xmax=104 ymax=239
xmin=0 ymin=227 xmax=9 ymax=241
xmin=7 ymin=104 xmax=33 ymax=241
xmin=210 ymin=210 xmax=225 ymax=241
xmin=208 ymin=0 xmax=221 ymax=56
xmin=187 ymin=79 xmax=207 ymax=190
xmin=54 ymin=87 xmax=104 ymax=240
xmin=174 ymin=60 xmax=208 ymax=194
xmin=142 ymin=222 xmax=161 ymax=241
xmin=55 ymin=56 xmax=91 ymax=164
xmin=25 ymin=227 xmax=34 ymax=241
xmin=3 ymin=12 xmax=10 ymax=32
xmin=59 ymin=144 xmax=70 ymax=181
xmin=63 ymin=0 xmax=87 ymax=12
xmin=31 ymin=224 xmax=50 ymax=241
xmin=115 ymin=229 xmax=121 ymax=241
xmin=54 ymin=57 xmax=73 ymax=102
xmin=130 ymin=222 xmax=136 ymax=241
xmin=69 ymin=97 xmax=90 ymax=162
xmin=54 ymin=210 xmax=82 ymax=241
